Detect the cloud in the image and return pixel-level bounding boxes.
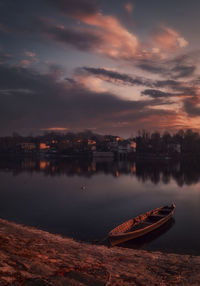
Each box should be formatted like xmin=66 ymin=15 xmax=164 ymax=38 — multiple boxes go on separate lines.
xmin=138 ymin=61 xmax=196 ymax=79
xmin=81 ymin=13 xmax=139 ymax=59
xmin=171 ymin=65 xmax=195 ymax=79
xmin=41 ymin=21 xmax=102 ymax=52
xmin=45 ymin=0 xmax=139 ymax=60
xmin=184 ymin=97 xmax=200 ymax=116
xmin=137 ymin=52 xmax=196 ymax=79
xmin=137 ymin=62 xmax=166 ymax=75
xmin=80 ymin=67 xmax=153 ymax=87
xmin=25 ymin=51 xmax=36 ymax=58
xmin=19 ymin=60 xmax=31 ymax=68
xmin=79 ymin=66 xmax=199 ymax=99
xmin=141 ymin=89 xmax=177 ymax=98
xmin=153 ymin=26 xmax=188 ymax=52
xmin=125 ymin=2 xmax=134 ymax=14
xmin=48 ymin=0 xmax=100 ymax=18
xmin=40 ymin=14 xmax=139 ymax=60
xmin=0 ymin=64 xmax=176 ymax=136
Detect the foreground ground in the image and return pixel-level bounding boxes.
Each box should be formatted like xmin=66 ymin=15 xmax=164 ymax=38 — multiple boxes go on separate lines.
xmin=0 ymin=219 xmax=200 ymax=285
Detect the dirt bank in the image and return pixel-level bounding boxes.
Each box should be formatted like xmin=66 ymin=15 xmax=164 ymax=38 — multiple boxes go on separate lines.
xmin=0 ymin=218 xmax=199 ymax=285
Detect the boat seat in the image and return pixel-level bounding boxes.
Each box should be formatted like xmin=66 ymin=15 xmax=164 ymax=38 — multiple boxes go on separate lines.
xmin=147 ymin=214 xmax=165 ymax=221
xmin=128 ymin=221 xmax=152 ymax=232
xmin=159 ymin=210 xmax=170 ymax=215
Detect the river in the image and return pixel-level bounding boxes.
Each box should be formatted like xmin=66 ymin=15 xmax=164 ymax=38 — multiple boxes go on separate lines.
xmin=0 ymin=156 xmax=200 ymax=254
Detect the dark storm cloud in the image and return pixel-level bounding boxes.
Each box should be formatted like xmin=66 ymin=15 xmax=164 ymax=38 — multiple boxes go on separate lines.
xmin=0 ymin=64 xmax=173 ymax=135
xmin=142 ymin=89 xmax=176 ymax=98
xmin=155 ymin=80 xmax=181 ymax=89
xmin=136 ymin=63 xmax=166 ymax=75
xmin=138 ymin=62 xmax=196 ymax=79
xmin=41 ymin=23 xmax=102 ymax=51
xmin=167 ymin=54 xmax=196 ymax=79
xmin=137 ymin=54 xmax=196 ymax=79
xmin=79 ymin=67 xmax=153 ymax=87
xmin=172 ymin=65 xmax=196 ymax=79
xmin=155 ymin=79 xmax=198 ymax=97
xmin=79 ymin=66 xmax=200 ymax=102
xmin=79 ymin=66 xmax=197 ymax=97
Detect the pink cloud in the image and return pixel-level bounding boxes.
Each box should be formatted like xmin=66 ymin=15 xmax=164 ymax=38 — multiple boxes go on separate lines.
xmin=25 ymin=51 xmax=36 ymax=57
xmin=153 ymin=26 xmax=188 ymax=52
xmin=74 ymin=12 xmax=139 ymax=60
xmin=125 ymin=2 xmax=134 ymax=14
xmin=45 ymin=2 xmax=189 ymax=62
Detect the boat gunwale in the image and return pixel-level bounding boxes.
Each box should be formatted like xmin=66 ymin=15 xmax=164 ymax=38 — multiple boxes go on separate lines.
xmin=109 ymin=205 xmax=175 ymax=238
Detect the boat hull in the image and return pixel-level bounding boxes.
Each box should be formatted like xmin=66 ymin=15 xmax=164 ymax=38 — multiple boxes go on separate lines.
xmin=109 ymin=205 xmax=175 ymax=246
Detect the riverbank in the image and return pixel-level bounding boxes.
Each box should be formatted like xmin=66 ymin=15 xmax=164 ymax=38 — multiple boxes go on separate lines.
xmin=0 ymin=219 xmax=200 ymax=285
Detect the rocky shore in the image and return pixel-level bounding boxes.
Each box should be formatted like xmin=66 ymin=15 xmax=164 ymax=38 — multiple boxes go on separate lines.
xmin=0 ymin=218 xmax=200 ymax=285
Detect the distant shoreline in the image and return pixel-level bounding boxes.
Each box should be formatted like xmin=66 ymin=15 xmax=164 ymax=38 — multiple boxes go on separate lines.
xmin=0 ymin=218 xmax=200 ymax=285
xmin=1 ymin=152 xmax=200 ymax=161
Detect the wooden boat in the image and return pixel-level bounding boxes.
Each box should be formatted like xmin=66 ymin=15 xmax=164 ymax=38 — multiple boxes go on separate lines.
xmin=109 ymin=204 xmax=175 ymax=246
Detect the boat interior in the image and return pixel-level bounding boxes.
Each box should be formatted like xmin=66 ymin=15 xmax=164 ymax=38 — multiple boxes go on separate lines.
xmin=109 ymin=205 xmax=175 ymax=235
xmin=126 ymin=206 xmax=174 ymax=233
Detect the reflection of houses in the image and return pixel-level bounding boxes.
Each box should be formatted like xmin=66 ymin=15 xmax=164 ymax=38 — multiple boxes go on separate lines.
xmin=93 ymin=151 xmax=114 ymax=158
xmin=21 ymin=159 xmax=36 ymax=169
xmin=40 ymin=160 xmax=50 ymax=170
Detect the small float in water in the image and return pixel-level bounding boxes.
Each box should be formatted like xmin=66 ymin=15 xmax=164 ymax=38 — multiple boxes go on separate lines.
xmin=109 ymin=204 xmax=175 ymax=246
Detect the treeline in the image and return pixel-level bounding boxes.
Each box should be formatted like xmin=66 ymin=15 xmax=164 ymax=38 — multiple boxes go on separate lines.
xmin=136 ymin=129 xmax=200 ymax=155
xmin=0 ymin=129 xmax=200 ymax=156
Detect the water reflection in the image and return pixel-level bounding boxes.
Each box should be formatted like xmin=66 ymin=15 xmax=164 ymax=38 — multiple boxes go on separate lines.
xmin=119 ymin=218 xmax=175 ymax=250
xmin=0 ymin=156 xmax=200 ymax=254
xmin=1 ymin=157 xmax=200 ymax=186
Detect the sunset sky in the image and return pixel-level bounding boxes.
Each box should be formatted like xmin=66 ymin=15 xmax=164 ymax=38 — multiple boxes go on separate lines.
xmin=0 ymin=0 xmax=200 ymax=136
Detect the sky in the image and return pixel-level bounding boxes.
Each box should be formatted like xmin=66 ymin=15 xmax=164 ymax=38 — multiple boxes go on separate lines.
xmin=0 ymin=0 xmax=200 ymax=137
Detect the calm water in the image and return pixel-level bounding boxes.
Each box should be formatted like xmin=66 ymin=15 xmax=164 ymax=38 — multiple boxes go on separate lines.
xmin=0 ymin=156 xmax=200 ymax=255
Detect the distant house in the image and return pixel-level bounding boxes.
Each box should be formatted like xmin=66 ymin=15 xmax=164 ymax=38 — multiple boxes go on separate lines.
xmin=88 ymin=139 xmax=96 ymax=145
xmin=108 ymin=141 xmax=118 ymax=152
xmin=130 ymin=141 xmax=137 ymax=152
xmin=169 ymin=143 xmax=181 ymax=153
xmin=40 ymin=142 xmax=50 ymax=151
xmin=117 ymin=140 xmax=136 ymax=158
xmin=17 ymin=142 xmax=36 ymax=152
xmin=119 ymin=140 xmax=134 ymax=152
xmin=88 ymin=139 xmax=96 ymax=151
xmin=115 ymin=136 xmax=123 ymax=142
